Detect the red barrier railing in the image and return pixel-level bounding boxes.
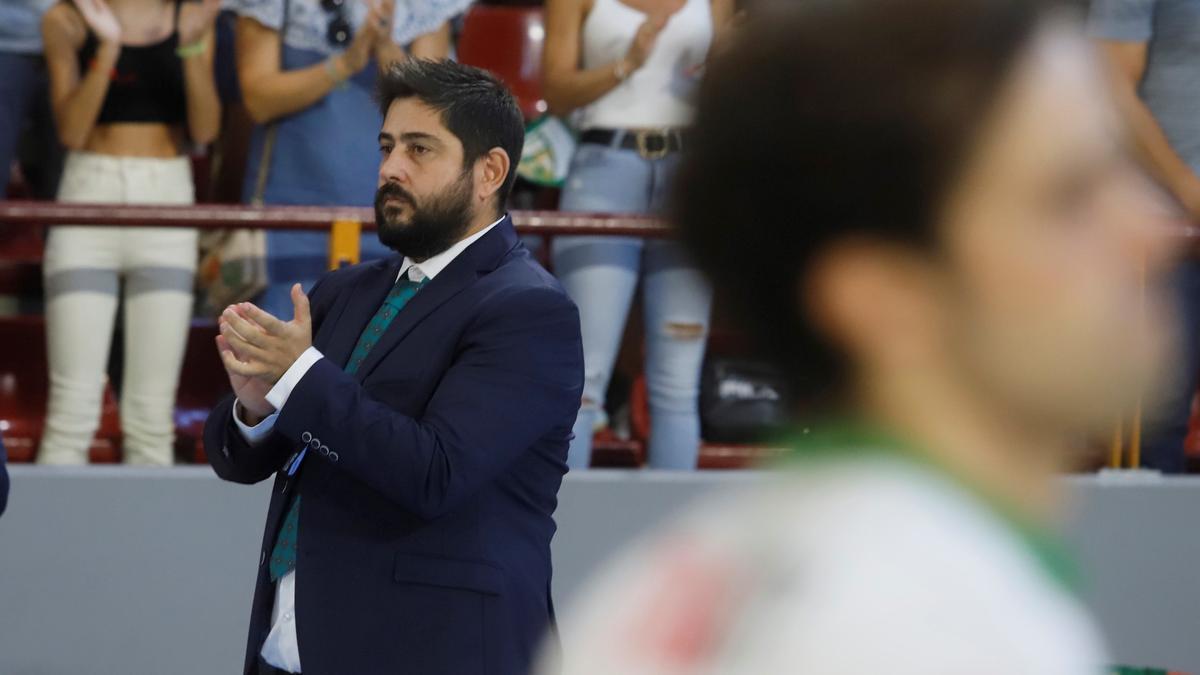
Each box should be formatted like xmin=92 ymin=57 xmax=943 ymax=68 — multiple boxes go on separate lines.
xmin=0 ymin=201 xmax=674 ymax=237
xmin=0 ymin=200 xmax=696 ymax=467
xmin=3 ymin=200 xmax=1198 ymax=470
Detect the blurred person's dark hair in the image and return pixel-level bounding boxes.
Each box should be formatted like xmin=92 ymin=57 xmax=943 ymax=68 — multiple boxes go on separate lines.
xmin=675 ymin=0 xmax=1063 ymax=402
xmin=377 ymin=59 xmax=526 ymax=215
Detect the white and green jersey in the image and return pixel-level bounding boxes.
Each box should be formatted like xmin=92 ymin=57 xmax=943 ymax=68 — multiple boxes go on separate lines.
xmin=545 ymin=448 xmax=1108 ymax=675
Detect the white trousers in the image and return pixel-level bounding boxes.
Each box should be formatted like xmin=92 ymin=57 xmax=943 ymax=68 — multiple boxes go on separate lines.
xmin=39 ymin=152 xmax=198 ymax=466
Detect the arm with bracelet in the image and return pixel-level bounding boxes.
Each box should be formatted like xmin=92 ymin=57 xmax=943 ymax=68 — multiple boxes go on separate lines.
xmin=42 ymin=0 xmax=122 ymax=150
xmin=178 ymin=0 xmax=222 ymax=145
xmin=542 ymin=0 xmax=669 ymax=116
xmin=234 ymin=0 xmax=389 ymax=125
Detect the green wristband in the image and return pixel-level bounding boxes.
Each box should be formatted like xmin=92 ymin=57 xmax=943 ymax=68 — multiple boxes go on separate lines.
xmin=175 ymin=39 xmax=207 ymax=59
xmin=325 ymin=57 xmax=349 ymax=89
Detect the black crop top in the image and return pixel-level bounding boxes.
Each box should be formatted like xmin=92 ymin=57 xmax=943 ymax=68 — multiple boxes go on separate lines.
xmin=76 ymin=0 xmax=187 ymax=125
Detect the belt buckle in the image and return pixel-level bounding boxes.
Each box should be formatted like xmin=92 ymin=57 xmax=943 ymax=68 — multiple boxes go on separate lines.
xmin=635 ymin=129 xmax=671 ymax=160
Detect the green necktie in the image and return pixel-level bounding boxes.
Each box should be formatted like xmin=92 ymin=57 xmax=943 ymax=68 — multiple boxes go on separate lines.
xmin=268 ymin=273 xmax=427 ymax=582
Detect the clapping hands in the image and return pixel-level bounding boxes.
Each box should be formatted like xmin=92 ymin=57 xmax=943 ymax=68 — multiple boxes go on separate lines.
xmin=74 ymin=0 xmax=122 ymax=44
xmin=216 ymin=284 xmax=314 ymax=421
xmin=340 ymin=0 xmax=403 ymax=76
xmin=624 ymin=0 xmax=686 ymax=72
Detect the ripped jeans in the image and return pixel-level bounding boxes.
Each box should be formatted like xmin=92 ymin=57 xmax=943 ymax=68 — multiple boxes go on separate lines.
xmin=552 ymin=141 xmax=713 ymax=470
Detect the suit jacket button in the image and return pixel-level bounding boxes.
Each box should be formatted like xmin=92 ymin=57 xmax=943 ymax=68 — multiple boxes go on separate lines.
xmin=222 ymin=446 xmax=231 ymax=459
xmin=329 ymin=451 xmax=340 ymax=463
xmin=302 ymin=431 xmax=313 ymax=443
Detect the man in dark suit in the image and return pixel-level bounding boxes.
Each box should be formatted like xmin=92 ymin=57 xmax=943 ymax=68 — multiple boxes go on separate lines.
xmin=204 ymin=59 xmax=584 ymax=675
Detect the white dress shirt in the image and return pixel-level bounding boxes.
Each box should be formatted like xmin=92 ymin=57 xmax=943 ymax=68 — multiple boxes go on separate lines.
xmin=233 ymin=217 xmax=502 ymax=673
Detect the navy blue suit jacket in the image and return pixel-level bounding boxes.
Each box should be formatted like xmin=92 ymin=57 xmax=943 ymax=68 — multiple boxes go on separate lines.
xmin=205 ymin=217 xmax=583 ymax=675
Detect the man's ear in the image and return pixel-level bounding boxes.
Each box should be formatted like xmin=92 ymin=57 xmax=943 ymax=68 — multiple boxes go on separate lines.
xmin=476 ymin=147 xmax=511 ymax=206
xmin=805 ymin=239 xmax=943 ymax=372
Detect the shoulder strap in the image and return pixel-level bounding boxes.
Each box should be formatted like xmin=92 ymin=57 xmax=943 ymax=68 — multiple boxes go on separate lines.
xmin=173 ymin=0 xmax=183 ymax=29
xmin=281 ymin=0 xmax=291 ymax=37
xmin=251 ymin=0 xmax=292 ymax=206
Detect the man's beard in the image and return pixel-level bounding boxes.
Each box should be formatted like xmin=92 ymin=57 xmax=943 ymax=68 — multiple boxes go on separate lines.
xmin=374 ymin=172 xmax=474 ymax=262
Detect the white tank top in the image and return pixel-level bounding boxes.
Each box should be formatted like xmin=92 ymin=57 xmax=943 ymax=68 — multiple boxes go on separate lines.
xmin=580 ymin=0 xmax=713 ymax=130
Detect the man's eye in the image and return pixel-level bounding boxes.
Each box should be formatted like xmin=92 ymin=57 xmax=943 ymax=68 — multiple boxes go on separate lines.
xmin=410 ymin=145 xmax=429 ymax=156
xmin=379 ymin=145 xmax=393 ymax=157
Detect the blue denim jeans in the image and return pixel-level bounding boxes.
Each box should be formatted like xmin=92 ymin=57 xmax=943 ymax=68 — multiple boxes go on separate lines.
xmin=553 ymin=142 xmax=713 ymax=470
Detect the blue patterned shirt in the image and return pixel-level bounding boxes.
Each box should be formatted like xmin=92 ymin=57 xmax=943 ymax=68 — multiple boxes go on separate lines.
xmin=221 ymin=0 xmax=474 ymax=55
xmin=0 ymin=0 xmax=56 ymax=54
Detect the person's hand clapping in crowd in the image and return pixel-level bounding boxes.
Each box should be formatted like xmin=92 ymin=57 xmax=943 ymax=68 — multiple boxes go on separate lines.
xmin=333 ymin=0 xmax=394 ymax=79
xmin=616 ymin=0 xmax=685 ymax=79
xmin=73 ymin=0 xmax=122 ymax=45
xmin=371 ymin=0 xmax=410 ymax=68
xmin=69 ymin=0 xmax=122 ymax=78
xmin=178 ymin=0 xmax=222 ymax=49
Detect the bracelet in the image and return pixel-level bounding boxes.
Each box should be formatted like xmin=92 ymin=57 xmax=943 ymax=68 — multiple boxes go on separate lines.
xmin=614 ymin=59 xmax=631 ymax=82
xmin=175 ymin=39 xmax=207 ymax=59
xmin=325 ymin=56 xmax=349 ymax=88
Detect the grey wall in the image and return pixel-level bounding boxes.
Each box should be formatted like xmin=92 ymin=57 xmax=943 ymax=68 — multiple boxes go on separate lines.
xmin=0 ymin=467 xmax=1198 ymax=674
xmin=1064 ymin=472 xmax=1200 ymax=670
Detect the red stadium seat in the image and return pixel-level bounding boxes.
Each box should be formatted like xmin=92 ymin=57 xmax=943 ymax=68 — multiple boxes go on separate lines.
xmin=0 ymin=316 xmax=121 ymax=463
xmin=1185 ymin=391 xmax=1200 ymax=470
xmin=0 ymin=221 xmax=45 ymax=298
xmin=591 ymin=431 xmax=645 ymax=468
xmin=457 ymin=5 xmax=548 ymax=121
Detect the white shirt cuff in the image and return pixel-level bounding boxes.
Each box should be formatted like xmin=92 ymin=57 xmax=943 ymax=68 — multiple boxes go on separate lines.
xmin=265 ymin=346 xmax=325 ymax=411
xmin=233 ymin=400 xmax=279 ymax=445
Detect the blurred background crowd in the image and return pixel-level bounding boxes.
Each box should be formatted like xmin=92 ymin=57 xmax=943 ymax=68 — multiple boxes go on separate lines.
xmin=0 ymin=0 xmax=1197 ymax=476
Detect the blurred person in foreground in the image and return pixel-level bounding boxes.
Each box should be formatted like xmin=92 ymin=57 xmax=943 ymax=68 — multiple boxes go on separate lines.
xmin=0 ymin=0 xmax=62 ymax=197
xmin=38 ymin=0 xmax=221 ymax=465
xmin=205 ymin=60 xmax=583 ymax=675
xmin=540 ymin=1 xmax=1178 ymax=673
xmin=227 ymin=0 xmax=470 ymax=319
xmin=1088 ymin=0 xmax=1200 ymax=473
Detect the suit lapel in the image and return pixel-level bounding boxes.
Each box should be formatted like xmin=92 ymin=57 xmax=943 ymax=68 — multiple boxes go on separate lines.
xmin=354 ymin=216 xmax=519 ymax=381
xmin=321 ymin=257 xmax=405 ymax=369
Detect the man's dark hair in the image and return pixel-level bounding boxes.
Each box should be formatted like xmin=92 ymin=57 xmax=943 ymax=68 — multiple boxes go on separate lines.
xmin=377 ymin=59 xmax=525 ymax=215
xmin=675 ymin=0 xmax=1058 ymax=401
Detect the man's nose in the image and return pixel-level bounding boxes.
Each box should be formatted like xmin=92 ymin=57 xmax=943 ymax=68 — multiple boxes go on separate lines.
xmin=379 ymin=153 xmax=412 ymax=186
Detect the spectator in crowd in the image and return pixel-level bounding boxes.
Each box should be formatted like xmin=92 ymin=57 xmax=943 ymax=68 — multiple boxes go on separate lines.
xmin=0 ymin=0 xmax=63 ymax=198
xmin=228 ymin=0 xmax=471 ymax=320
xmin=542 ymin=1 xmax=1174 ymax=672
xmin=542 ymin=0 xmax=735 ymax=470
xmin=37 ymin=0 xmax=222 ymax=465
xmin=1088 ymin=0 xmax=1200 ymax=474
